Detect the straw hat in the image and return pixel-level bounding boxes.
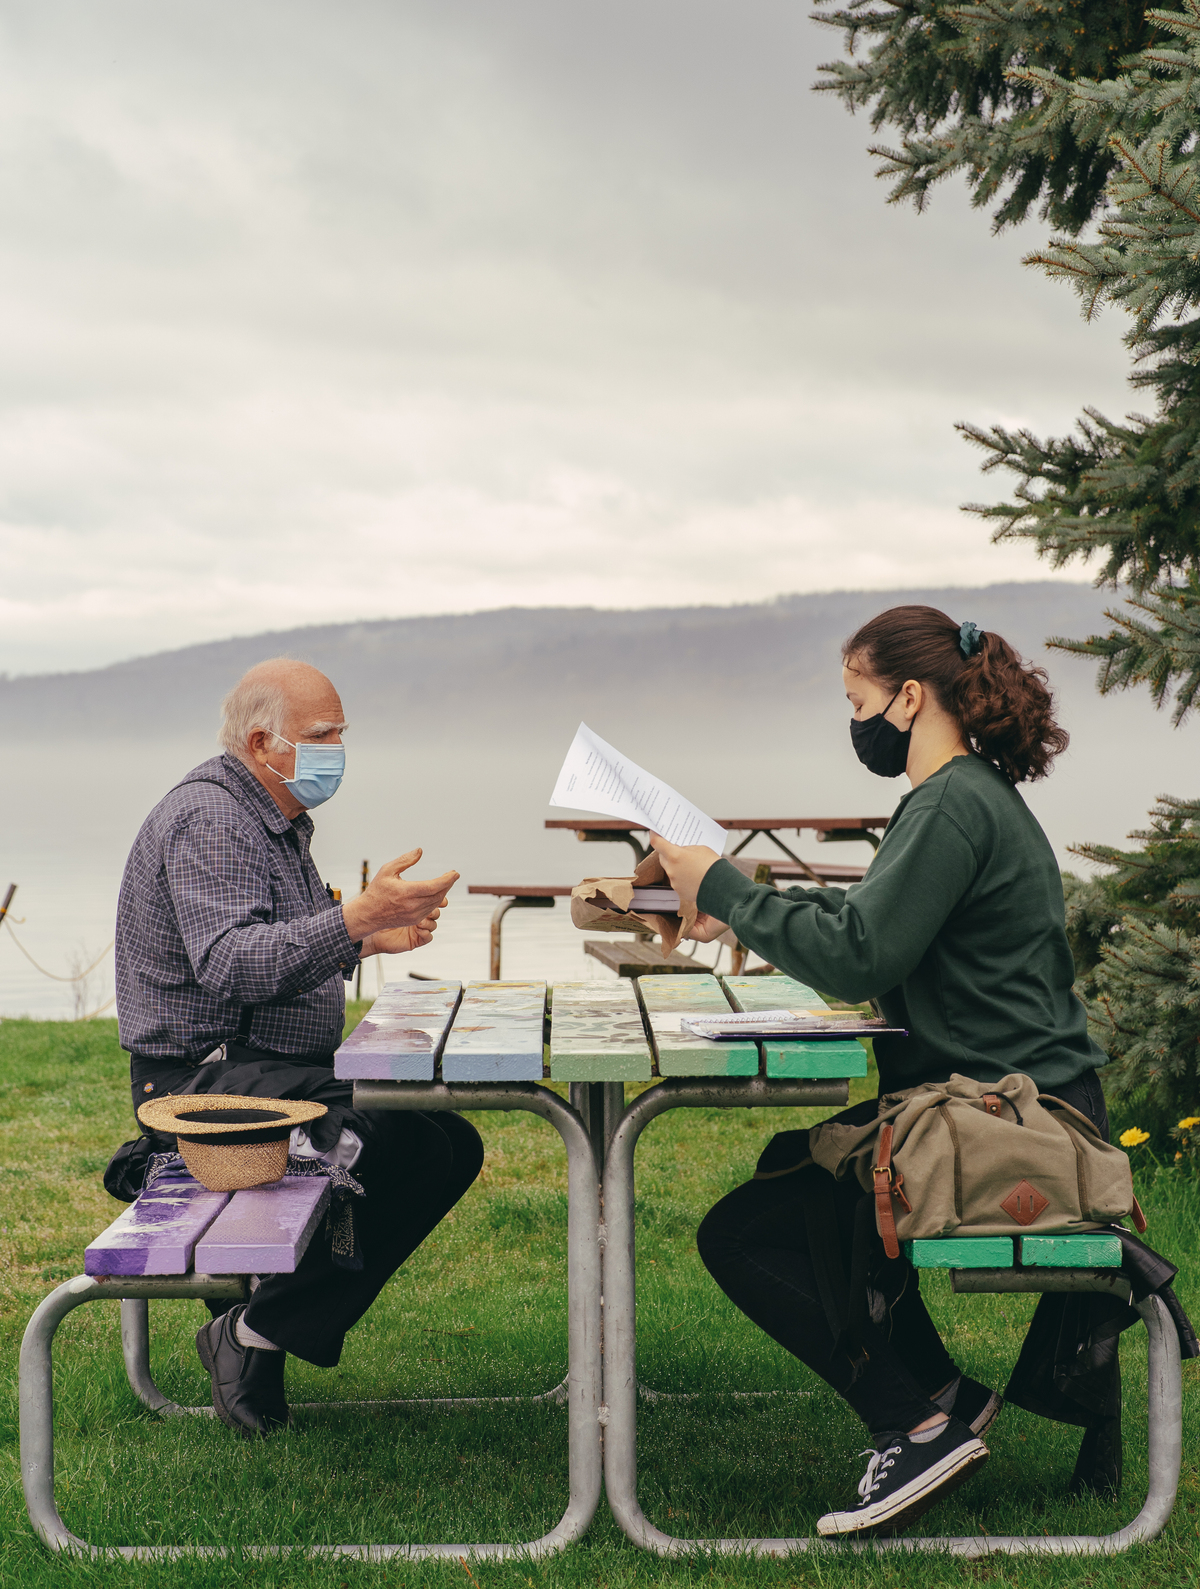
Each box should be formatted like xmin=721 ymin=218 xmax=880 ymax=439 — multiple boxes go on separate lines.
xmin=137 ymin=1094 xmax=328 ymax=1191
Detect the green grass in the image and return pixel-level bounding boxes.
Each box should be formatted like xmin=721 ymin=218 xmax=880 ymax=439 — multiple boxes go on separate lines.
xmin=0 ymin=1007 xmax=1198 ymax=1588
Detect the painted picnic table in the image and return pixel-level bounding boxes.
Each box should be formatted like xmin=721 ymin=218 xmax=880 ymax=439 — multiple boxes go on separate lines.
xmin=334 ymin=974 xmax=877 ymax=1084
xmin=343 ymin=973 xmax=866 ymax=1553
xmin=34 ymin=978 xmax=1176 ymax=1565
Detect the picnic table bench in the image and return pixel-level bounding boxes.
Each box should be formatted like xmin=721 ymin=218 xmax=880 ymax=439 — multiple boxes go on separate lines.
xmin=20 ymin=975 xmax=1181 ymax=1562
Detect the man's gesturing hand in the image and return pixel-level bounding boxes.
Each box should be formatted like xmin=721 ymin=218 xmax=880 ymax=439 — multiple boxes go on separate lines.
xmin=342 ymin=850 xmax=459 ymax=945
xmin=361 ymin=910 xmax=442 ymax=959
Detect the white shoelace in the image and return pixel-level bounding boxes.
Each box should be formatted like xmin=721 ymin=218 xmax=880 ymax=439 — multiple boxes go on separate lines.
xmin=856 ymin=1443 xmax=902 ymax=1504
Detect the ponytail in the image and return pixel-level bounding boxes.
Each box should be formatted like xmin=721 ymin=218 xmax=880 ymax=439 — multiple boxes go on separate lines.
xmin=842 ymin=605 xmax=1069 ymax=784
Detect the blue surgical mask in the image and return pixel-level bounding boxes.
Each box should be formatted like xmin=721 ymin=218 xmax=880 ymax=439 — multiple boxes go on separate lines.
xmin=267 ymin=736 xmax=346 ymax=809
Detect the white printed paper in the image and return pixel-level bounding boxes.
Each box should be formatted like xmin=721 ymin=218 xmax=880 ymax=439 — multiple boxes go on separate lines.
xmin=548 ymin=722 xmax=727 ymax=852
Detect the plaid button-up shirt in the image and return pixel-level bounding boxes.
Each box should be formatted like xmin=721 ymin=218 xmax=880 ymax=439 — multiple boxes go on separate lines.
xmin=115 ymin=753 xmax=360 ymax=1061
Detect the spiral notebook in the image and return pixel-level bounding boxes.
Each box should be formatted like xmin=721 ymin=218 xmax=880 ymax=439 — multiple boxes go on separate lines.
xmin=681 ymin=1010 xmax=905 ymax=1041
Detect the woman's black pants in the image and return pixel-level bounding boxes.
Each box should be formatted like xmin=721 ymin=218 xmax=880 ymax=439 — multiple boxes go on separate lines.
xmin=696 ymin=1069 xmax=1110 ymax=1436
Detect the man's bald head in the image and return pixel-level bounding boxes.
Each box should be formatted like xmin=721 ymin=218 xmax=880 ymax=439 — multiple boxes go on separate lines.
xmin=219 ymin=658 xmax=347 ymax=767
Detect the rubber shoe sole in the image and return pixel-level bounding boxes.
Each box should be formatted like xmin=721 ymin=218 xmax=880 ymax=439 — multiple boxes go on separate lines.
xmin=817 ymin=1437 xmax=990 ymax=1538
xmin=968 ymin=1390 xmax=1003 ymax=1441
xmin=936 ymin=1376 xmax=1003 ymax=1441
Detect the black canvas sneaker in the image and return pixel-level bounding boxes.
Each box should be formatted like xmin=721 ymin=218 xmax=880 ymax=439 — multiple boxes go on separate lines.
xmin=816 ymin=1416 xmax=989 ymax=1538
xmin=935 ymin=1374 xmax=1003 ymax=1439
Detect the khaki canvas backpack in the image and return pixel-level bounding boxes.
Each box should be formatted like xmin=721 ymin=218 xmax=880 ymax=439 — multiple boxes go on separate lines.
xmin=807 ymin=1072 xmax=1144 ymax=1258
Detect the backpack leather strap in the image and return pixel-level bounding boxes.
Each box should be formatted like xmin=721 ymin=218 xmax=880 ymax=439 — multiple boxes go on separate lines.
xmin=871 ymin=1122 xmax=912 ymax=1260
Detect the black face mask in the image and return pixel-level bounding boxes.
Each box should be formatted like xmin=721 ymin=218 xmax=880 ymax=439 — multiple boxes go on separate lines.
xmin=849 ymin=688 xmax=911 ymax=778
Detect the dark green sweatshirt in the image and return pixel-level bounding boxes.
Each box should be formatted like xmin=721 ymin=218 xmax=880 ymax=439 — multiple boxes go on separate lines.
xmin=696 ymin=754 xmax=1106 ymax=1093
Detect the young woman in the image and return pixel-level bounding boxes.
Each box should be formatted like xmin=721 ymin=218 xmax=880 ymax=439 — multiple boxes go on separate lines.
xmin=650 ymin=605 xmax=1110 ymax=1539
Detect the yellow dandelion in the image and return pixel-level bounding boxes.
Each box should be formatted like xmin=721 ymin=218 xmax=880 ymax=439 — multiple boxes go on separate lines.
xmin=1176 ymin=1117 xmax=1200 ymax=1131
xmin=1176 ymin=1152 xmax=1183 ymax=1161
xmin=1119 ymin=1127 xmax=1151 ymax=1148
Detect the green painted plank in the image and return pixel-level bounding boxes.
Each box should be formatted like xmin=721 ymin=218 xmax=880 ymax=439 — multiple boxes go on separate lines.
xmin=721 ymin=974 xmax=828 ymax=1011
xmin=636 ymin=974 xmax=759 ymax=1077
xmin=720 ymin=976 xmax=868 ymax=1078
xmin=904 ymin=1237 xmax=1015 ymax=1269
xmin=548 ymin=980 xmax=653 ymax=1081
xmin=1020 ymin=1234 xmax=1122 ymax=1268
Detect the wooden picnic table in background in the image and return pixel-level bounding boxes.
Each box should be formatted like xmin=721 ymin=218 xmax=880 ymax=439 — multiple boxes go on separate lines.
xmin=470 ymin=822 xmax=886 ymax=979
xmin=467 ymin=885 xmax=574 ymax=980
xmin=544 ymin=815 xmax=890 ymax=877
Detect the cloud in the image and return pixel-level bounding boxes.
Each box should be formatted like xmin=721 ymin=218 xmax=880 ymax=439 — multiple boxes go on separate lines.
xmin=0 ymin=0 xmax=1134 ymax=673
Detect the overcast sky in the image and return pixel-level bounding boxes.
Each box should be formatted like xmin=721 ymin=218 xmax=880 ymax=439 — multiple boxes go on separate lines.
xmin=0 ymin=0 xmax=1134 ymax=676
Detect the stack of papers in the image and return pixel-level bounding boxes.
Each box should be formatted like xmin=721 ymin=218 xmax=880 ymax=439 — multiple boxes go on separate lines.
xmin=629 ymin=887 xmax=681 ymax=912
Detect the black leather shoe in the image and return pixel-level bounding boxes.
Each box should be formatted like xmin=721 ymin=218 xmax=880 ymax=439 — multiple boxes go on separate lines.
xmin=196 ymin=1303 xmax=290 ymax=1437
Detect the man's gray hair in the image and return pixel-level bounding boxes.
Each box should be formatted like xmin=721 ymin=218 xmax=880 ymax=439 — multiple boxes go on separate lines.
xmin=219 ymin=674 xmax=289 ymax=764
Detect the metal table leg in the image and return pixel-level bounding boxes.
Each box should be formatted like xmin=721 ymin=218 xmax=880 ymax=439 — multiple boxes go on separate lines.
xmin=20 ymin=1081 xmax=602 ymax=1562
xmin=120 ymin=1295 xmax=571 ymax=1419
xmin=600 ymin=1082 xmax=1183 ymax=1557
xmin=601 ymin=1077 xmax=844 ymax=1552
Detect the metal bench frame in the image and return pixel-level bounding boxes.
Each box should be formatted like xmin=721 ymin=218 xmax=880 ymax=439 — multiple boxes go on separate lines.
xmin=21 ymin=1068 xmax=1186 ymax=1562
xmin=20 ymin=1081 xmax=601 ymax=1563
xmin=601 ymin=1081 xmax=1184 ymax=1559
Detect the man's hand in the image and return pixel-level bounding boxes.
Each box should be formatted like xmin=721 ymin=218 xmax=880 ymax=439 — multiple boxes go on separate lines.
xmin=648 ymin=834 xmax=721 ymax=909
xmin=361 ymin=910 xmax=441 ymax=958
xmin=342 ymin=850 xmax=459 ymax=943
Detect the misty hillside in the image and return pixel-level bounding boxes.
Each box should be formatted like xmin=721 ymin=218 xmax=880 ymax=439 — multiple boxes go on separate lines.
xmin=0 ymin=582 xmax=1134 ymax=740
xmin=9 ymin=583 xmax=1197 ymax=895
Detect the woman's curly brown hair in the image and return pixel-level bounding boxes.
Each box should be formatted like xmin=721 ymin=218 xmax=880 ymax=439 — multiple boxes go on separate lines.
xmin=843 ymin=605 xmax=1069 ymax=784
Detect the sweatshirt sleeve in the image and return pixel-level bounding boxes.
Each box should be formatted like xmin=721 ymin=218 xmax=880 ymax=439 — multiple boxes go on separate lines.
xmin=696 ymin=803 xmax=979 ymax=1002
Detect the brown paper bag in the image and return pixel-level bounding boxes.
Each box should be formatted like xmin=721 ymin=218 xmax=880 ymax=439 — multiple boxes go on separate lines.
xmin=570 ymin=852 xmax=698 ymax=957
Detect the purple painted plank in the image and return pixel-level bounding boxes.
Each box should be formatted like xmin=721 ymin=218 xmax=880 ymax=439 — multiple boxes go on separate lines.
xmin=334 ymin=980 xmax=462 ymax=1080
xmin=85 ymin=1166 xmax=230 ymax=1276
xmin=194 ymin=1177 xmax=331 ymax=1274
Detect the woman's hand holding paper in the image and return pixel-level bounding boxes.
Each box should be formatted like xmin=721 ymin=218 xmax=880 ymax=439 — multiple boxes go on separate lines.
xmin=648 ymin=834 xmax=728 ymax=943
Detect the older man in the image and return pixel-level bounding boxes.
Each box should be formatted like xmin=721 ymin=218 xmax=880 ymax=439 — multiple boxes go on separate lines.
xmin=114 ymin=657 xmax=483 ymax=1436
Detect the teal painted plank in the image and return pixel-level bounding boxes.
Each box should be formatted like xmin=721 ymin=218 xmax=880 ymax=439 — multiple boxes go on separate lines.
xmin=334 ymin=980 xmax=462 ymax=1081
xmin=1020 ymin=1234 xmax=1122 ymax=1268
xmin=720 ymin=976 xmax=868 ymax=1079
xmin=905 ymin=1237 xmax=1015 ymax=1269
xmin=636 ymin=974 xmax=758 ymax=1077
xmin=763 ymin=1040 xmax=869 ymax=1078
xmin=549 ymin=980 xmax=652 ymax=1081
xmin=442 ymin=982 xmax=546 ymax=1081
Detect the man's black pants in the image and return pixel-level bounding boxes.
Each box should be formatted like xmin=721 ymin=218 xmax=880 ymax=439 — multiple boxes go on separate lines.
xmin=696 ymin=1069 xmax=1111 ymax=1435
xmin=131 ymin=1050 xmax=484 ymax=1368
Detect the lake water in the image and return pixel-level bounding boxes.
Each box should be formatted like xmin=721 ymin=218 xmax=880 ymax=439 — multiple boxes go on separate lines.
xmin=7 ymin=678 xmax=1198 ymax=1025
xmin=1 ymin=740 xmax=739 ymax=1021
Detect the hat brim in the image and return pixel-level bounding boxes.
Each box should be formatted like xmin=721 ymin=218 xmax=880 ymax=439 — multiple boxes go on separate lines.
xmin=137 ymin=1092 xmax=327 ymax=1144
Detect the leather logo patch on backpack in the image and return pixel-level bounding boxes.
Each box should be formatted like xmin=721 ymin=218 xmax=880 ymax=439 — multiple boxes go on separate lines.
xmin=1000 ymin=1180 xmax=1049 ymax=1226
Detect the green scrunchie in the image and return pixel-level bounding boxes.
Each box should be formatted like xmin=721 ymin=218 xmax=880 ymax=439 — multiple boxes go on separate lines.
xmin=959 ymin=620 xmax=983 ymax=659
